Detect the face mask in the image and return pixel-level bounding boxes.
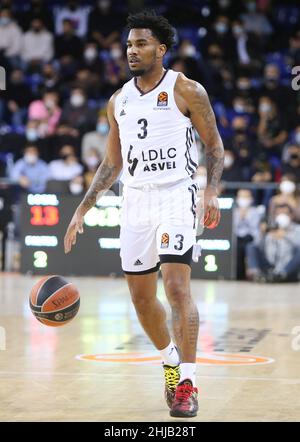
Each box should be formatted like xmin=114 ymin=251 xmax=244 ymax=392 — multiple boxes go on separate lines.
xmin=224 ymin=155 xmax=234 ymax=168
xmin=236 ymin=197 xmax=252 ymax=208
xmin=219 ymin=0 xmax=230 ymax=7
xmin=259 ymin=103 xmax=271 ymax=113
xmin=234 ymin=104 xmax=246 ymax=113
xmin=32 ymin=27 xmax=41 ymax=33
xmin=237 ymin=82 xmax=250 ymax=90
xmin=275 ymin=213 xmax=291 ymax=229
xmin=70 ymin=94 xmax=84 ymax=107
xmin=294 ymin=133 xmax=300 ymax=144
xmin=279 ymin=181 xmax=296 ymax=194
xmin=84 ymin=48 xmax=97 ymax=61
xmin=86 ymin=156 xmax=99 ymax=168
xmin=26 ymin=129 xmax=38 ymax=142
xmin=246 ymin=2 xmax=256 ymax=13
xmin=44 ymin=99 xmax=55 ymax=109
xmin=61 ymin=153 xmax=72 ymax=161
xmin=290 ymin=153 xmax=299 ymax=160
xmin=24 ymin=153 xmax=38 ymax=164
xmin=98 ymin=0 xmax=110 ymax=11
xmin=111 ymin=48 xmax=122 ymax=60
xmin=233 ymin=25 xmax=243 ymax=36
xmin=182 ymin=45 xmax=197 ymax=57
xmin=0 ymin=17 xmax=11 ymax=26
xmin=70 ymin=183 xmax=83 ymax=195
xmin=215 ymin=23 xmax=228 ymax=34
xmin=97 ymin=122 xmax=109 ymax=135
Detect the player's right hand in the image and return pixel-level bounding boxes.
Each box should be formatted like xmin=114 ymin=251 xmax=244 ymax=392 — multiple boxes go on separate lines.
xmin=64 ymin=211 xmax=84 ymax=254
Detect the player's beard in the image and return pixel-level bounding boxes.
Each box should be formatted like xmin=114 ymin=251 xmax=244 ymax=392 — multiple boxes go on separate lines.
xmin=129 ymin=68 xmax=146 ymax=77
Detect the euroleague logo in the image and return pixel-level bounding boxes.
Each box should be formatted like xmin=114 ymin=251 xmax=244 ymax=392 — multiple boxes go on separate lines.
xmin=161 ymin=233 xmax=169 ymax=249
xmin=76 ymin=352 xmax=274 ymax=366
xmin=157 ymin=91 xmax=168 ymax=107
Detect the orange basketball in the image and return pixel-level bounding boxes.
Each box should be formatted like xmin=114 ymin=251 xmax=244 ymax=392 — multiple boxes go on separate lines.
xmin=29 ymin=275 xmax=80 ymax=327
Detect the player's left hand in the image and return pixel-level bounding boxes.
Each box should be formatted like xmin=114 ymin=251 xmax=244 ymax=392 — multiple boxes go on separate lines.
xmin=203 ymin=186 xmax=221 ymax=229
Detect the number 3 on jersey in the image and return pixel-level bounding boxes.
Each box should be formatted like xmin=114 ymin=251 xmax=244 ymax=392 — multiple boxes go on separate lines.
xmin=137 ymin=118 xmax=148 ymax=139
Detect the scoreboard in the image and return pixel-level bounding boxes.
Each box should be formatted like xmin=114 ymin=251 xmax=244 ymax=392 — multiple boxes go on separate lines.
xmin=20 ymin=194 xmax=236 ymax=279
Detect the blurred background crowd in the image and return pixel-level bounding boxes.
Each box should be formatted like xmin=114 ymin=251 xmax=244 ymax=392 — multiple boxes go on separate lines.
xmin=0 ymin=0 xmax=300 ymax=282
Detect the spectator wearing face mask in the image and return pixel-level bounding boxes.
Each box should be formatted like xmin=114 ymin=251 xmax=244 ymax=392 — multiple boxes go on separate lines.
xmin=88 ymin=0 xmax=122 ymax=50
xmin=268 ymin=175 xmax=300 ymax=223
xmin=54 ymin=19 xmax=83 ymax=78
xmin=246 ymin=204 xmax=300 ymax=282
xmin=201 ymin=15 xmax=236 ymax=62
xmin=54 ymin=0 xmax=91 ymax=38
xmin=81 ymin=111 xmax=109 ymax=163
xmin=28 ymin=91 xmax=61 ymax=137
xmin=257 ymin=96 xmax=288 ymax=158
xmin=221 ymin=149 xmax=244 ymax=183
xmin=259 ymin=64 xmax=297 ymax=118
xmin=21 ymin=18 xmax=54 ymax=66
xmin=282 ymin=144 xmax=300 ymax=182
xmin=59 ymin=87 xmax=96 ymax=134
xmin=240 ymin=1 xmax=273 ymax=37
xmin=83 ymin=148 xmax=102 ymax=189
xmin=5 ymin=69 xmax=33 ymax=127
xmin=69 ymin=175 xmax=84 ymax=196
xmin=233 ymin=188 xmax=264 ymax=279
xmin=0 ymin=7 xmax=22 ymax=66
xmin=9 ymin=144 xmax=49 ymax=193
xmin=48 ymin=144 xmax=83 ymax=181
xmin=81 ymin=41 xmax=104 ymax=76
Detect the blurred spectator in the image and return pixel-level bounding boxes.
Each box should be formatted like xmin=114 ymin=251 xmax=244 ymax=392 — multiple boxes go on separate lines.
xmin=201 ymin=15 xmax=236 ymax=62
xmin=286 ymin=29 xmax=300 ymax=67
xmin=259 ymin=64 xmax=297 ymax=118
xmin=49 ymin=145 xmax=83 ymax=181
xmin=28 ymin=91 xmax=61 ymax=137
xmin=282 ymin=144 xmax=300 ymax=182
xmin=0 ymin=7 xmax=22 ymax=66
xmin=268 ymin=174 xmax=300 ymax=223
xmin=83 ymin=148 xmax=102 ymax=188
xmin=69 ymin=175 xmax=84 ymax=195
xmin=257 ymin=96 xmax=288 ymax=157
xmin=54 ymin=19 xmax=83 ymax=77
xmin=221 ymin=149 xmax=244 ymax=182
xmin=81 ymin=41 xmax=104 ymax=76
xmin=233 ymin=188 xmax=263 ymax=279
xmin=59 ymin=87 xmax=97 ymax=134
xmin=54 ymin=0 xmax=90 ymax=38
xmin=21 ymin=18 xmax=54 ymax=65
xmin=41 ymin=63 xmax=61 ymax=91
xmin=88 ymin=0 xmax=122 ymax=49
xmin=81 ymin=112 xmax=109 ymax=163
xmin=16 ymin=0 xmax=54 ymax=32
xmin=5 ymin=69 xmax=33 ymax=127
xmin=246 ymin=204 xmax=300 ymax=282
xmin=10 ymin=144 xmax=49 ymax=193
xmin=240 ymin=1 xmax=273 ymax=37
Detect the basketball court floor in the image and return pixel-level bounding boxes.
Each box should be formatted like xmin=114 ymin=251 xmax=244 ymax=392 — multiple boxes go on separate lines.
xmin=0 ymin=273 xmax=299 ymax=422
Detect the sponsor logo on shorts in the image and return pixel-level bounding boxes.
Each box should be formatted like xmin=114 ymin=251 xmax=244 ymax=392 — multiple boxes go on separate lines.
xmin=134 ymin=259 xmax=143 ymax=266
xmin=157 ymin=91 xmax=168 ymax=107
xmin=161 ymin=233 xmax=169 ymax=248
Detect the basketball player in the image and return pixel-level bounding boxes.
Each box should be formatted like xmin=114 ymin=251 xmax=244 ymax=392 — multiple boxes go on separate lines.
xmin=64 ymin=11 xmax=224 ymax=418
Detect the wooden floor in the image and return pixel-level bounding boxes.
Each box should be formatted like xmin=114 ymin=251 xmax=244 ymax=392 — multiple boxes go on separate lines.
xmin=0 ymin=273 xmax=299 ymax=422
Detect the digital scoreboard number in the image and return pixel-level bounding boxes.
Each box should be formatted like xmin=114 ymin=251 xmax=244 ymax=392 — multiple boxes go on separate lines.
xmin=20 ymin=194 xmax=236 ymax=279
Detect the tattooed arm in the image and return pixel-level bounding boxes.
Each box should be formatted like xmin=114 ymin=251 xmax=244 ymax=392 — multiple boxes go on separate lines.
xmin=64 ymin=90 xmax=123 ymax=253
xmin=175 ymin=74 xmax=224 ymax=227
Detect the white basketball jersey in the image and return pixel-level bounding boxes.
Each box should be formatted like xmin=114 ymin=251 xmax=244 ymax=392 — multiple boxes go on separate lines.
xmin=114 ymin=69 xmax=198 ymax=187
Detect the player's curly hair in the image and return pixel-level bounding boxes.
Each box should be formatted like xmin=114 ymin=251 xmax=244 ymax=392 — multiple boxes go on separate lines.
xmin=126 ymin=10 xmax=176 ymax=51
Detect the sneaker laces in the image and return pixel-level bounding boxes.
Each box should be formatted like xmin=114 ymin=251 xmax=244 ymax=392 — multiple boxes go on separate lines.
xmin=175 ymin=384 xmax=194 ymax=402
xmin=164 ymin=365 xmax=180 ymax=391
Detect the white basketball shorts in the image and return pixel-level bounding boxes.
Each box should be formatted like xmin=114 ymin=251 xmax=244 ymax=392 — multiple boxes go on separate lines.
xmin=119 ymin=178 xmax=199 ymax=274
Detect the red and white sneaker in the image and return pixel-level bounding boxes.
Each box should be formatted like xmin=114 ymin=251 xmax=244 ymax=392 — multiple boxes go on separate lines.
xmin=170 ymin=379 xmax=198 ymax=418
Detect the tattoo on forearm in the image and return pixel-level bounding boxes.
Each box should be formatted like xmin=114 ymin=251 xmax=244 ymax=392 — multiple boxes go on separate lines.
xmin=206 ymin=146 xmax=224 ymax=189
xmin=80 ymin=161 xmax=118 ymax=211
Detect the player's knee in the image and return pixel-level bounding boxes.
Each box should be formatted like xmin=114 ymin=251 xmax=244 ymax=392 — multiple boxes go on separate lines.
xmin=130 ymin=291 xmax=153 ymax=312
xmin=164 ymin=279 xmax=189 ymax=305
